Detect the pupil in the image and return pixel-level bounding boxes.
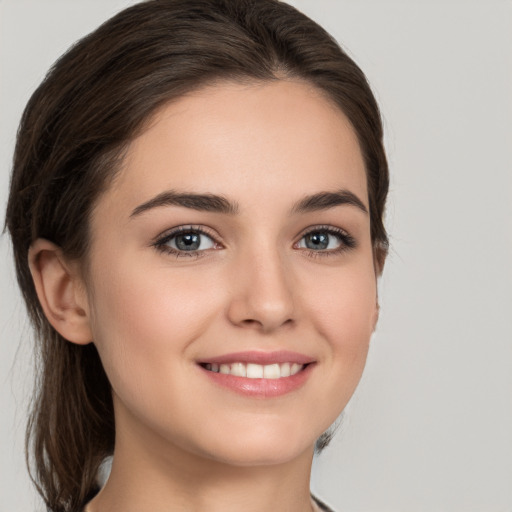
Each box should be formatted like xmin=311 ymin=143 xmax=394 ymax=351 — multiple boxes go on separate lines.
xmin=306 ymin=232 xmax=328 ymax=250
xmin=176 ymin=233 xmax=200 ymax=250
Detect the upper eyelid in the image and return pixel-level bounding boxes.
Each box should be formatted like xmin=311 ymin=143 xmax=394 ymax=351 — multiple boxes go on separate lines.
xmin=301 ymin=224 xmax=347 ymax=232
xmin=153 ymin=225 xmax=221 ymax=245
xmin=295 ymin=225 xmax=356 ymax=250
xmin=296 ymin=224 xmax=351 ymax=239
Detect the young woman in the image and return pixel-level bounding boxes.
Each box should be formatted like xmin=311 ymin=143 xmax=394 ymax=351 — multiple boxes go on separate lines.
xmin=5 ymin=1 xmax=389 ymax=511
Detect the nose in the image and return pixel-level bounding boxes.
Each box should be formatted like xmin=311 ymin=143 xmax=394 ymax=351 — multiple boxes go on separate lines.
xmin=226 ymin=245 xmax=296 ymax=333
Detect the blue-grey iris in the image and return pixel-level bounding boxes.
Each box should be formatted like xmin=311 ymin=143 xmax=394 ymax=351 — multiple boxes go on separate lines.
xmin=175 ymin=233 xmax=201 ymax=251
xmin=305 ymin=232 xmax=329 ymax=250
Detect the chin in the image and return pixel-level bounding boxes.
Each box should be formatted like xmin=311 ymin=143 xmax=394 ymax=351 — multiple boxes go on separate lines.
xmin=187 ymin=420 xmax=319 ymax=467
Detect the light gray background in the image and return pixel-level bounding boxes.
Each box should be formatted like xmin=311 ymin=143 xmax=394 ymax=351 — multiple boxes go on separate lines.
xmin=1 ymin=1 xmax=511 ymax=511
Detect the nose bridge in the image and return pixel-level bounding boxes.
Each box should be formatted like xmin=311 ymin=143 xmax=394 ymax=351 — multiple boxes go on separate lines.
xmin=227 ymin=235 xmax=296 ymax=332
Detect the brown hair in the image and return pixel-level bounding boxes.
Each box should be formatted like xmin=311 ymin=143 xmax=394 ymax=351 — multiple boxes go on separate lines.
xmin=4 ymin=1 xmax=389 ymax=510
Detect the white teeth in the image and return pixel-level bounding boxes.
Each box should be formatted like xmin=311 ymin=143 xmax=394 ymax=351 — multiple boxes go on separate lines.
xmin=204 ymin=362 xmax=306 ymax=379
xmin=280 ymin=362 xmax=291 ymax=377
xmin=231 ymin=362 xmax=247 ymax=377
xmin=263 ymin=363 xmax=280 ymax=379
xmin=291 ymin=363 xmax=302 ymax=376
xmin=246 ymin=363 xmax=264 ymax=378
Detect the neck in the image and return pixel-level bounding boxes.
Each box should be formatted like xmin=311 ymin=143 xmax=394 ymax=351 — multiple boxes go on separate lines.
xmin=88 ymin=417 xmax=315 ymax=512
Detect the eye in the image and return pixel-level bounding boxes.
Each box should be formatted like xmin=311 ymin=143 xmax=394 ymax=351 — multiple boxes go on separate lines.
xmin=298 ymin=231 xmax=339 ymax=251
xmin=168 ymin=231 xmax=215 ymax=251
xmin=296 ymin=226 xmax=356 ymax=254
xmin=153 ymin=226 xmax=219 ymax=256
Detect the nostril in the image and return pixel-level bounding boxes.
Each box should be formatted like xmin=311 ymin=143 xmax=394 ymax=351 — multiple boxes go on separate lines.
xmin=241 ymin=318 xmax=260 ymax=326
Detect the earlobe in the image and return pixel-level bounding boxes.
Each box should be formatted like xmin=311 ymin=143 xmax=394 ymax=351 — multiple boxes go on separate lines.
xmin=372 ymin=302 xmax=380 ymax=332
xmin=372 ymin=244 xmax=385 ymax=333
xmin=28 ymin=239 xmax=93 ymax=345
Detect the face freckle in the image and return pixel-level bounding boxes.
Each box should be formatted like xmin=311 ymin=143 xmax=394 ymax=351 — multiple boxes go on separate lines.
xmin=85 ymin=79 xmax=378 ymax=467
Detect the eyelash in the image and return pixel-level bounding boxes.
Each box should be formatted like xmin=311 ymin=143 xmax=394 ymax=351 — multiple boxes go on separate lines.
xmin=152 ymin=224 xmax=356 ymax=259
xmin=153 ymin=225 xmax=219 ymax=259
xmin=296 ymin=225 xmax=356 ymax=258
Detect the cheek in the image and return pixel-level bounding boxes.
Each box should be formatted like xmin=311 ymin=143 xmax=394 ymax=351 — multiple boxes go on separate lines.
xmin=307 ymin=262 xmax=377 ymax=348
xmin=302 ymin=262 xmax=377 ymax=407
xmin=86 ymin=258 xmax=222 ymax=399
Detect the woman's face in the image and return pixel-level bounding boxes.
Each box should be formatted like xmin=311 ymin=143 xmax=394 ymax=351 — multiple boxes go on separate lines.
xmin=84 ymin=80 xmax=378 ymax=467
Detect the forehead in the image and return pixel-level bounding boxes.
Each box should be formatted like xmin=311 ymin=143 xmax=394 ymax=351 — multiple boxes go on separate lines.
xmin=95 ymin=80 xmax=368 ymax=218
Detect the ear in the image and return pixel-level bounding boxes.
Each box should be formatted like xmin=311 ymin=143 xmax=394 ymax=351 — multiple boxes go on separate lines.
xmin=28 ymin=239 xmax=93 ymax=345
xmin=373 ymin=243 xmax=388 ymax=277
xmin=372 ymin=244 xmax=386 ymax=333
xmin=372 ymin=302 xmax=380 ymax=333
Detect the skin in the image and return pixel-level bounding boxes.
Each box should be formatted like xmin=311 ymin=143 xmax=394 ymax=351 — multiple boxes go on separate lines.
xmin=30 ymin=80 xmax=380 ymax=512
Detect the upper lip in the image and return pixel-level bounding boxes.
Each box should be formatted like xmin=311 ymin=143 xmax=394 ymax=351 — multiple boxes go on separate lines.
xmin=197 ymin=350 xmax=315 ymax=366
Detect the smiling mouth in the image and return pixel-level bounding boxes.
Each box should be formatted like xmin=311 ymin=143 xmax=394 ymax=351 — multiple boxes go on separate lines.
xmin=199 ymin=362 xmax=307 ymax=379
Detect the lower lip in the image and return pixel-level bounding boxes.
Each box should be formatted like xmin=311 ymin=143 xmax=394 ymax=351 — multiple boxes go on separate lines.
xmin=198 ymin=364 xmax=314 ymax=398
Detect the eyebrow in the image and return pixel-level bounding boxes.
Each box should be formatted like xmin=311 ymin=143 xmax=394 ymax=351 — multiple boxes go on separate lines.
xmin=130 ymin=188 xmax=367 ymax=218
xmin=130 ymin=191 xmax=240 ymax=218
xmin=291 ymin=189 xmax=368 ymax=215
